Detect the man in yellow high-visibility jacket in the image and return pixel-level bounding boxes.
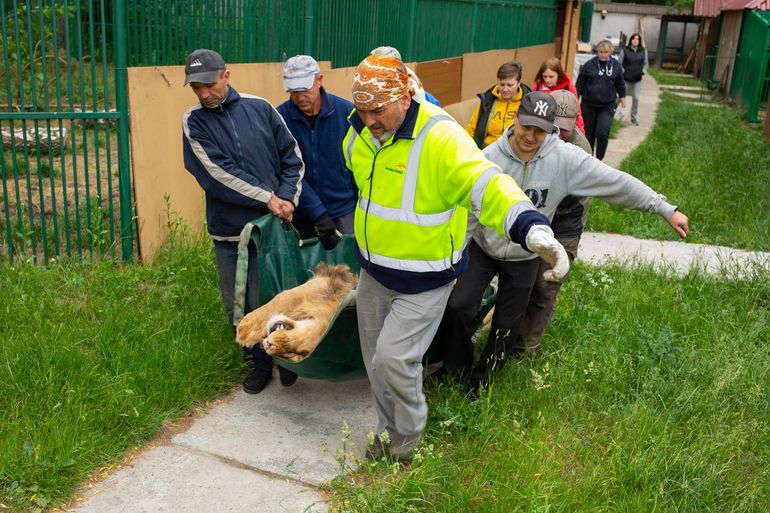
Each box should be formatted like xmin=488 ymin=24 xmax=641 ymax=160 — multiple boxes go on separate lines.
xmin=344 ymin=54 xmax=569 ymax=462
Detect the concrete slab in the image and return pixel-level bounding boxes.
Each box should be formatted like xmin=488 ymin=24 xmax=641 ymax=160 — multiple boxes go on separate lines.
xmin=578 ymin=232 xmax=770 ymax=278
xmin=682 ymin=101 xmax=722 ymax=108
xmin=665 ymin=91 xmax=712 ymax=100
xmin=172 ymin=378 xmax=375 ymax=486
xmin=74 ymin=445 xmax=327 ymax=513
xmin=659 ymin=84 xmax=703 ymax=91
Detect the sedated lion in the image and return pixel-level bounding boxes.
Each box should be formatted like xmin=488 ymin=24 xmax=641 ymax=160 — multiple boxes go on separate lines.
xmin=235 ymin=263 xmax=358 ymax=362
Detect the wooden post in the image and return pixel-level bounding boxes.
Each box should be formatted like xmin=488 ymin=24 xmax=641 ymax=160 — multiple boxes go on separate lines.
xmin=565 ymin=1 xmax=582 ymax=77
xmin=764 ymin=111 xmax=770 ymax=141
xmin=656 ymin=18 xmax=669 ymax=68
xmin=560 ymin=0 xmax=574 ymax=62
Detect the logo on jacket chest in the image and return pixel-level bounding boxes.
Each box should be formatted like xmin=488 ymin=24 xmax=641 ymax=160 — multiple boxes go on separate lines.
xmin=491 ymin=110 xmax=516 ymax=122
xmin=384 ymin=162 xmax=407 ymax=175
xmin=525 ymin=188 xmax=549 ymax=208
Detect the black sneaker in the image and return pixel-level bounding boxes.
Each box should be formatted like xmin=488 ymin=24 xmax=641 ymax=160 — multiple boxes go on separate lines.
xmin=277 ymin=366 xmax=299 ymax=387
xmin=243 ymin=368 xmax=272 ymax=394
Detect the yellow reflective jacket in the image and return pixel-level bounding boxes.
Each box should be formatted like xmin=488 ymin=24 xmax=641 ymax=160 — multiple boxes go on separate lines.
xmin=343 ymin=100 xmax=542 ymax=293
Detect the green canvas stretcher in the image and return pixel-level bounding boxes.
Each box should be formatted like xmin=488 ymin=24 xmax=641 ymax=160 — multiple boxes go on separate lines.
xmin=232 ymin=215 xmax=496 ymax=382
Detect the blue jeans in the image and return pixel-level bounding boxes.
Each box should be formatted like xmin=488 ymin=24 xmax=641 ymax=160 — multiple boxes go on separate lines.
xmin=213 ymin=239 xmax=272 ymax=371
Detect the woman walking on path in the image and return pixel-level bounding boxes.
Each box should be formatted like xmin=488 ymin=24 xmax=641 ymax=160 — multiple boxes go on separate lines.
xmin=618 ymin=33 xmax=649 ymax=126
xmin=576 ymin=40 xmax=626 ymax=160
xmin=532 ymin=57 xmax=585 ymax=135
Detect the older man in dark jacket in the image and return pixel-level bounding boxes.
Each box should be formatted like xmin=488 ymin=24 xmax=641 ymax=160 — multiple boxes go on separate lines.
xmin=182 ymin=48 xmax=304 ymax=394
xmin=277 ymin=55 xmax=357 ymax=250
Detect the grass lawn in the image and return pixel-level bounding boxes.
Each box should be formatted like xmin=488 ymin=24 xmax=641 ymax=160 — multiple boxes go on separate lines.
xmin=331 ymin=263 xmax=770 ymax=512
xmin=2 ymin=70 xmax=769 ymax=512
xmin=0 ymin=239 xmax=243 ymax=511
xmin=587 ymin=76 xmax=770 ymax=251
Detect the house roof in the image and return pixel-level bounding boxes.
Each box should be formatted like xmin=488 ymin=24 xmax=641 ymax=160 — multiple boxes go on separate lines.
xmin=594 ymin=2 xmax=692 ymax=16
xmin=694 ymin=0 xmax=770 ymax=16
xmin=721 ymin=0 xmax=770 ymax=11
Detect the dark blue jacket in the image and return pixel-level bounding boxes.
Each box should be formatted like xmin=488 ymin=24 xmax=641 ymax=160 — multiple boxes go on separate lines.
xmin=576 ymin=56 xmax=626 ymax=107
xmin=183 ymin=87 xmax=304 ymax=240
xmin=277 ymin=88 xmax=357 ymax=225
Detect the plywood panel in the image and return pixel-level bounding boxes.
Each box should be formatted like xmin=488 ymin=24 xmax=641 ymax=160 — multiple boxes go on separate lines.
xmin=459 ymin=44 xmax=556 ymax=100
xmin=319 ymin=66 xmax=357 ymax=102
xmin=460 ymin=48 xmax=518 ymax=101
xmin=515 ymin=43 xmax=559 ymax=87
xmin=414 ymin=57 xmax=463 ymax=106
xmin=129 ymin=62 xmax=317 ymax=262
xmin=130 ymin=46 xmax=556 ymax=261
xmin=716 ymin=12 xmax=742 ymax=93
xmin=443 ymin=97 xmax=479 ymax=129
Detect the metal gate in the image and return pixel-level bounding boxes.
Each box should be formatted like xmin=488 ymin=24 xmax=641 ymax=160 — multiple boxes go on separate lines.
xmin=731 ymin=9 xmax=770 ymax=123
xmin=0 ymin=0 xmax=134 ymax=263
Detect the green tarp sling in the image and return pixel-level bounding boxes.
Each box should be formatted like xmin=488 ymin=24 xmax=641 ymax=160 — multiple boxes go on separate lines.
xmin=232 ymin=215 xmax=496 ymax=382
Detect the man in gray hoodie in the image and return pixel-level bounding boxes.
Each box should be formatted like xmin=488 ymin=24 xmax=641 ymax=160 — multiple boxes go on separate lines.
xmin=433 ymin=91 xmax=689 ymax=395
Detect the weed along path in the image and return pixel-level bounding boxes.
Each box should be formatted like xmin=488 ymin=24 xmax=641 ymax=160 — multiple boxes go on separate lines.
xmin=68 ymin=74 xmax=770 ymax=513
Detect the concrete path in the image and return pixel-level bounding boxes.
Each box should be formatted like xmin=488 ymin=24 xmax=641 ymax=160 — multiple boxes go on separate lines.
xmin=69 ymin=74 xmax=769 ymax=513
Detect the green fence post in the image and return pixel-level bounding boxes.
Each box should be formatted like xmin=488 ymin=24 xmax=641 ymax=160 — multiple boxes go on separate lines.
xmin=304 ymin=0 xmax=315 ymax=56
xmin=470 ymin=0 xmax=479 ymax=53
xmin=407 ymin=0 xmax=417 ymax=61
xmin=112 ymin=0 xmax=134 ymax=261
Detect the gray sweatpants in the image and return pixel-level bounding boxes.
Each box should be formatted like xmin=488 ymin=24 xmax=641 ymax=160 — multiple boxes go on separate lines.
xmin=356 ymin=269 xmax=453 ymax=452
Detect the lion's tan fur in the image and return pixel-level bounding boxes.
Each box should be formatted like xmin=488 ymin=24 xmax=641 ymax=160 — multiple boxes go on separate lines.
xmin=235 ymin=263 xmax=358 ymax=362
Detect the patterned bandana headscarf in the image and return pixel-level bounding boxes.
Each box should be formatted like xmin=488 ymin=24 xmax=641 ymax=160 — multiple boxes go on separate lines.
xmin=351 ymin=54 xmax=410 ymax=110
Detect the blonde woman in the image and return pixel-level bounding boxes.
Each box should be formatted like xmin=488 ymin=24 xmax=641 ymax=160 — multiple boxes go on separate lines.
xmin=575 ymin=40 xmax=626 ymax=160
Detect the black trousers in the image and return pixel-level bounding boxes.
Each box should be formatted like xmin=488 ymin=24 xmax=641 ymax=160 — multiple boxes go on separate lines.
xmin=581 ymin=101 xmax=615 ymax=160
xmin=434 ymin=242 xmax=540 ymax=384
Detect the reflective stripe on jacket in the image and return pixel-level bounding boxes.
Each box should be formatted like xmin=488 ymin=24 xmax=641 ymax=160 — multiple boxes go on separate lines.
xmin=343 ymin=100 xmax=540 ymax=293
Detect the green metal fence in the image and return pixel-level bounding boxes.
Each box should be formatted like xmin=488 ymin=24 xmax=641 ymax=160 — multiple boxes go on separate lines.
xmin=731 ymin=9 xmax=770 ymax=123
xmin=1 ymin=0 xmax=134 ymax=264
xmin=125 ymin=0 xmax=558 ymax=67
xmin=579 ymin=0 xmax=593 ymax=43
xmin=2 ymin=0 xmax=559 ymax=264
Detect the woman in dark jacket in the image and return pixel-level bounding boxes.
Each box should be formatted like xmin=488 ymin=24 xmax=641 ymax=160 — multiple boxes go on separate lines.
xmin=618 ymin=33 xmax=649 ymax=126
xmin=576 ymin=39 xmax=626 ymax=160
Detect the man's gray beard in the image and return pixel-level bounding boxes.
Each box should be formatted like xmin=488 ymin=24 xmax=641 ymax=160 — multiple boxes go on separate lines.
xmin=375 ymin=130 xmax=395 ymax=143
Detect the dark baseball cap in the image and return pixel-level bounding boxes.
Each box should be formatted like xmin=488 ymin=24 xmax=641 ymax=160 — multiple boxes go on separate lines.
xmin=517 ymin=91 xmax=557 ymax=133
xmin=184 ymin=49 xmax=226 ymax=86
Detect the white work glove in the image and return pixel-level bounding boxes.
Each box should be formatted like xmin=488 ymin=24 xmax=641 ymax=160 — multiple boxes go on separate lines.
xmin=614 ymin=106 xmax=626 ymax=120
xmin=525 ymin=225 xmax=570 ymax=283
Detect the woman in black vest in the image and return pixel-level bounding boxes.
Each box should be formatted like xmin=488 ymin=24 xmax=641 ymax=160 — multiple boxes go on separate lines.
xmin=618 ymin=33 xmax=649 ymax=126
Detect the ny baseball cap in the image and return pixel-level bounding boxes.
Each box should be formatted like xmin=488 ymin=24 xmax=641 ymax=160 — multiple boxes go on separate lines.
xmin=550 ymin=89 xmax=579 ymax=131
xmin=283 ymin=55 xmax=320 ymax=92
xmin=184 ymin=49 xmax=226 ymax=86
xmin=517 ymin=91 xmax=557 ymax=133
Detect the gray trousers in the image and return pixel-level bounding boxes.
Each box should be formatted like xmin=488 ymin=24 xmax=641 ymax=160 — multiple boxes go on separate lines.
xmin=627 ymin=80 xmax=642 ymax=122
xmin=356 ymin=269 xmax=453 ymax=451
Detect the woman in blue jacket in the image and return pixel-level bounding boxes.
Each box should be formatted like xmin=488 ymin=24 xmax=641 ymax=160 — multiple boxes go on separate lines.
xmin=576 ymin=40 xmax=626 ymax=160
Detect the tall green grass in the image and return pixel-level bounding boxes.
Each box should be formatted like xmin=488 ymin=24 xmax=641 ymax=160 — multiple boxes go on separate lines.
xmin=0 ymin=237 xmax=242 ymax=511
xmin=587 ymin=84 xmax=770 ymax=251
xmin=331 ymin=264 xmax=770 ymax=512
